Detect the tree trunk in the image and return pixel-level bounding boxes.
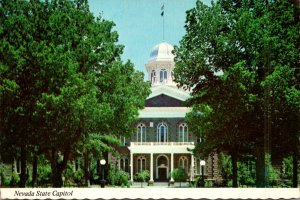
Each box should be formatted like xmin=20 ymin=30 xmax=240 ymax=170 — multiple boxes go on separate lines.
xmin=84 ymin=151 xmax=90 ymax=187
xmin=292 ymin=151 xmax=298 ymax=188
xmin=52 ymin=168 xmax=63 ymax=188
xmin=51 ymin=148 xmax=70 ymax=188
xmin=32 ymin=153 xmax=38 ymax=187
xmin=256 ymin=148 xmax=266 ymax=187
xmin=19 ymin=145 xmax=27 ymax=187
xmin=231 ymin=152 xmax=238 ymax=188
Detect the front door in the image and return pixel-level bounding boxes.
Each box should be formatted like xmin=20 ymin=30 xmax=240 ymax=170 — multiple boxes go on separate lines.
xmin=158 ymin=167 xmax=168 ymax=181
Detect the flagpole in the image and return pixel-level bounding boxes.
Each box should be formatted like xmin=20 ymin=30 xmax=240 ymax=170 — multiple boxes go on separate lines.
xmin=163 ymin=11 xmax=164 ymax=41
xmin=161 ymin=3 xmax=165 ymax=41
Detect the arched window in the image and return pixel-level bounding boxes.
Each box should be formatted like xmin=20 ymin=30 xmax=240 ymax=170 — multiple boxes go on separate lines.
xmin=179 ymin=156 xmax=189 ymax=173
xmin=120 ymin=157 xmax=129 ymax=172
xmin=157 ymin=123 xmax=168 ymax=142
xmin=151 ymin=70 xmax=156 ymax=84
xmin=160 ymin=69 xmax=167 ymax=83
xmin=179 ymin=123 xmax=188 ymax=142
xmin=137 ymin=156 xmax=146 ymax=172
xmin=137 ymin=123 xmax=146 ymax=142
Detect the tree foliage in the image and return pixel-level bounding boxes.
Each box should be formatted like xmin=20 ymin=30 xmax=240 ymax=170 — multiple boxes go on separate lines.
xmin=174 ymin=0 xmax=300 ymax=187
xmin=0 ymin=0 xmax=150 ymax=187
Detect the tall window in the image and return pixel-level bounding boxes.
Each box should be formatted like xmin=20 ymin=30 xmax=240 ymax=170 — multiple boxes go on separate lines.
xmin=160 ymin=69 xmax=167 ymax=83
xmin=151 ymin=70 xmax=156 ymax=84
xmin=137 ymin=123 xmax=146 ymax=142
xmin=179 ymin=123 xmax=188 ymax=142
xmin=157 ymin=123 xmax=168 ymax=142
xmin=120 ymin=157 xmax=129 ymax=172
xmin=137 ymin=156 xmax=146 ymax=172
xmin=179 ymin=156 xmax=189 ymax=173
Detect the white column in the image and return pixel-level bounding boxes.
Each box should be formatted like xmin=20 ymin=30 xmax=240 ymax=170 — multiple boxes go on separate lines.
xmin=150 ymin=153 xmax=154 ymax=182
xmin=130 ymin=153 xmax=133 ymax=182
xmin=190 ymin=154 xmax=194 ymax=181
xmin=170 ymin=153 xmax=174 ymax=181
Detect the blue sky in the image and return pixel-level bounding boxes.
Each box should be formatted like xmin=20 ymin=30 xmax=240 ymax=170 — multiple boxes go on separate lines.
xmin=88 ymin=0 xmax=209 ymax=77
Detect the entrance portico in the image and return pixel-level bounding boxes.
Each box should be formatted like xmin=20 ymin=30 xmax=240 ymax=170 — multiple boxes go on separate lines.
xmin=128 ymin=142 xmax=194 ymax=183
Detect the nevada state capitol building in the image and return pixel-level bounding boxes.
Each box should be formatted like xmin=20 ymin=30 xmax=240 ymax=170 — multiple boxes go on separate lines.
xmin=109 ymin=42 xmax=220 ymax=184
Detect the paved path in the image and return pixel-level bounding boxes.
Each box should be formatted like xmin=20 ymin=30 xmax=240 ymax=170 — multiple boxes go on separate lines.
xmin=91 ymin=182 xmax=190 ymax=188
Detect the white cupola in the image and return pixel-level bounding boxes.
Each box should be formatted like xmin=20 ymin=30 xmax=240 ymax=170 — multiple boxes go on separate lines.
xmin=145 ymin=42 xmax=176 ymax=87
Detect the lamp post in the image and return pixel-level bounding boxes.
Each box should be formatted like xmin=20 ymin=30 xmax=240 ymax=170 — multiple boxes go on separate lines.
xmin=200 ymin=160 xmax=206 ymax=187
xmin=100 ymin=159 xmax=106 ymax=188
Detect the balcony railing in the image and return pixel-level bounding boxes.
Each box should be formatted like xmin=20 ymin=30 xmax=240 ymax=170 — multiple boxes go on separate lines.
xmin=130 ymin=142 xmax=194 ymax=146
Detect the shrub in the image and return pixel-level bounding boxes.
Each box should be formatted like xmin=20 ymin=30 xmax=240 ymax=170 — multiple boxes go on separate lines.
xmin=134 ymin=170 xmax=150 ymax=187
xmin=238 ymin=162 xmax=255 ymax=187
xmin=268 ymin=164 xmax=280 ymax=187
xmin=73 ymin=169 xmax=84 ymax=185
xmin=171 ymin=167 xmax=187 ymax=187
xmin=3 ymin=176 xmax=11 ymax=186
xmin=37 ymin=156 xmax=52 ymax=186
xmin=107 ymin=166 xmax=130 ymax=186
xmin=11 ymin=172 xmax=20 ymax=186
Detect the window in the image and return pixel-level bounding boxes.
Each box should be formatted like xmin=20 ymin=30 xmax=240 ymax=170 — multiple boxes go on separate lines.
xmin=137 ymin=156 xmax=146 ymax=172
xmin=179 ymin=156 xmax=189 ymax=173
xmin=179 ymin=123 xmax=188 ymax=142
xmin=137 ymin=123 xmax=146 ymax=142
xmin=120 ymin=157 xmax=129 ymax=172
xmin=151 ymin=70 xmax=156 ymax=84
xmin=160 ymin=69 xmax=167 ymax=83
xmin=157 ymin=123 xmax=168 ymax=142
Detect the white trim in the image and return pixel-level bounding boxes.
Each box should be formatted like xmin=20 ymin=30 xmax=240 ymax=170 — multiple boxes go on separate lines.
xmin=129 ymin=142 xmax=194 ymax=154
xmin=130 ymin=153 xmax=133 ymax=181
xmin=139 ymin=107 xmax=190 ymax=118
xmin=147 ymin=85 xmax=190 ymax=101
xmin=155 ymin=154 xmax=169 ymax=179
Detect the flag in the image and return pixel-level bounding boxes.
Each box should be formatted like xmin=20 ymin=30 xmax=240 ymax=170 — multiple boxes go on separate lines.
xmin=161 ymin=4 xmax=164 ymax=16
xmin=161 ymin=11 xmax=164 ymax=16
xmin=161 ymin=4 xmax=164 ymax=10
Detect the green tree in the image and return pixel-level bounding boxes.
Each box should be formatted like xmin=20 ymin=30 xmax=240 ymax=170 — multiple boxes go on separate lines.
xmin=261 ymin=66 xmax=300 ymax=187
xmin=186 ymin=62 xmax=257 ymax=187
xmin=174 ymin=0 xmax=299 ymax=187
xmin=0 ymin=0 xmax=150 ymax=188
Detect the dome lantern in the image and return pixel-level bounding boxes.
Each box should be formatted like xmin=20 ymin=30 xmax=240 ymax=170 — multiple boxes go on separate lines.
xmin=145 ymin=42 xmax=176 ymax=87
